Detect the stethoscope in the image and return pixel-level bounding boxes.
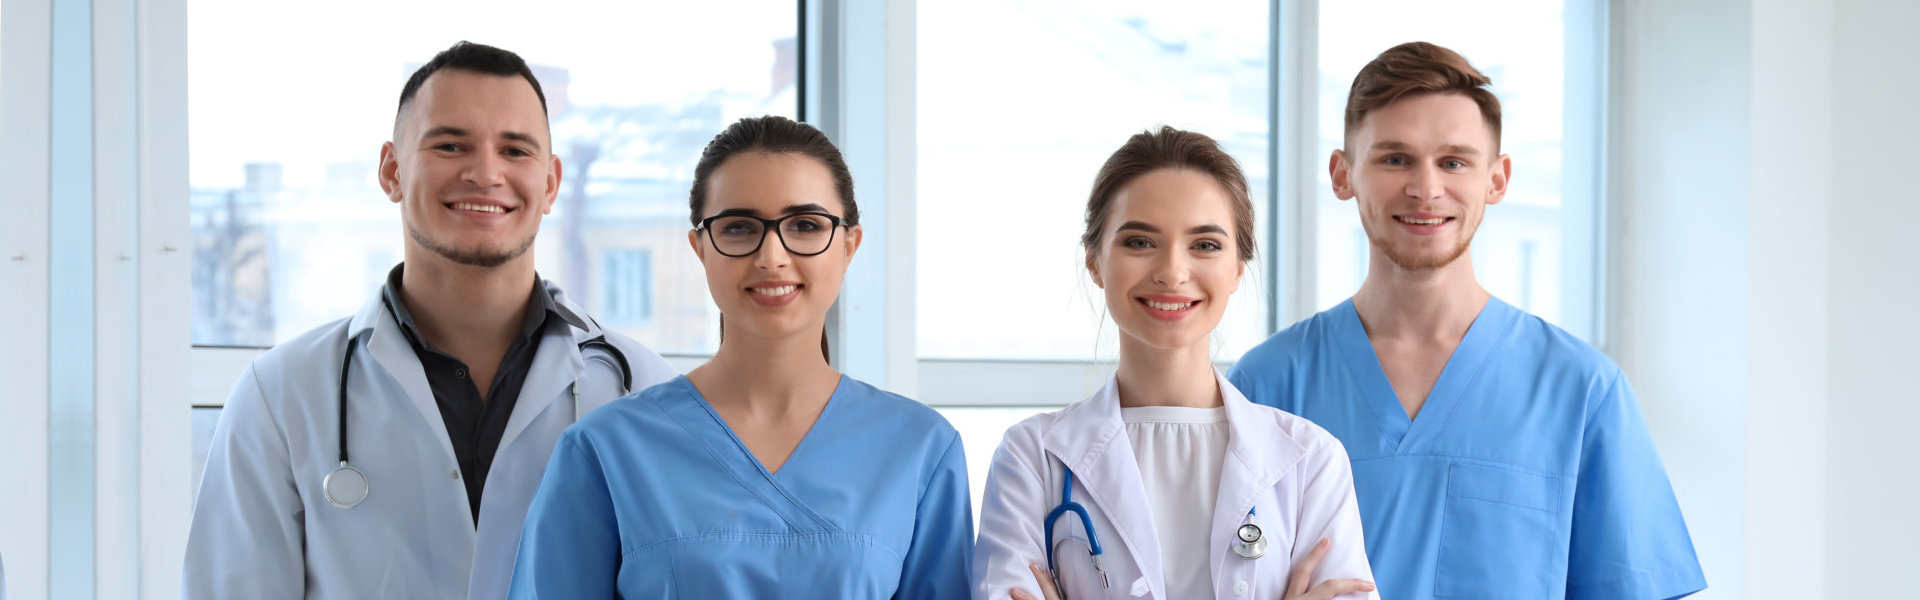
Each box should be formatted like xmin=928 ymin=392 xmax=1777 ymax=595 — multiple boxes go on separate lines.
xmin=322 ymin=326 xmax=634 ymax=511
xmin=1044 ymin=466 xmax=1267 ymax=597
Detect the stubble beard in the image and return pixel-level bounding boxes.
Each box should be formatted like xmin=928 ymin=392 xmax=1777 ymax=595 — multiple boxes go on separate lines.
xmin=406 ymin=219 xmax=537 ymax=268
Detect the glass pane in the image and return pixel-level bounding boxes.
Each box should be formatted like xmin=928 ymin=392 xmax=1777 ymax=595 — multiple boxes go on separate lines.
xmin=1315 ymin=1 xmax=1592 ymax=338
xmin=188 ymin=0 xmax=798 ymax=353
xmin=918 ymin=0 xmax=1272 ymax=361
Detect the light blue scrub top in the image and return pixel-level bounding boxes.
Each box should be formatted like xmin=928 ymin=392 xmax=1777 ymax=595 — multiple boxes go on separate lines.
xmin=1228 ymin=297 xmax=1705 ymax=600
xmin=507 ymin=374 xmax=973 ymax=599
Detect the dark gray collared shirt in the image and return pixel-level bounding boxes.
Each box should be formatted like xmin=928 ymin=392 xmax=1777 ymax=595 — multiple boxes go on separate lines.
xmin=380 ymin=264 xmax=585 ymax=525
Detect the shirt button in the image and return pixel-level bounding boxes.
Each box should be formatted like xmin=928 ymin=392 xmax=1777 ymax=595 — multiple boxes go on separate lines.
xmin=454 ymin=368 xmax=467 ymax=380
xmin=1233 ymin=580 xmax=1248 ymax=596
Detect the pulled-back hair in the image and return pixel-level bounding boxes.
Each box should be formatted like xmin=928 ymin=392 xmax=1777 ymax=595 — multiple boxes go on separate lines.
xmin=1343 ymin=41 xmax=1501 ymax=152
xmin=688 ymin=116 xmax=858 ymax=226
xmin=1083 ymin=126 xmax=1256 ymax=263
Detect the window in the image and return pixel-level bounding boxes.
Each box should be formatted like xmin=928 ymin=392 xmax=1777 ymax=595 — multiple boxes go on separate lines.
xmin=597 ymin=248 xmax=655 ymax=326
xmin=916 ymin=0 xmax=1273 ymax=362
xmin=187 ymin=0 xmax=801 ymax=356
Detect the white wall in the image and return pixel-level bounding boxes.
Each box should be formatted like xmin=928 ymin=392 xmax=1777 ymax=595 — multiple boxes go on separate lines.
xmin=1616 ymin=0 xmax=1920 ymax=598
xmin=1825 ymin=0 xmax=1920 ymax=596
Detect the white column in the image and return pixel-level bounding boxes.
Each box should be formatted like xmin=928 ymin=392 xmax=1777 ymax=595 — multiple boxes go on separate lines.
xmin=0 ymin=1 xmax=55 ymax=598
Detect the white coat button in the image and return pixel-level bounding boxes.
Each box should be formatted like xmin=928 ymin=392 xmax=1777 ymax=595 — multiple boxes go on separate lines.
xmin=452 ymin=470 xmax=461 ymax=479
xmin=1130 ymin=577 xmax=1150 ymax=597
xmin=1233 ymin=580 xmax=1249 ymax=596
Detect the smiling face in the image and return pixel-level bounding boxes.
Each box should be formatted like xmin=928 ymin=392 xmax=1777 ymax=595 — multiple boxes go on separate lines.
xmin=689 ymin=152 xmax=861 ymax=343
xmin=1332 ymin=92 xmax=1510 ymax=272
xmin=1087 ymin=168 xmax=1245 ymax=353
xmin=379 ymin=69 xmax=559 ymax=269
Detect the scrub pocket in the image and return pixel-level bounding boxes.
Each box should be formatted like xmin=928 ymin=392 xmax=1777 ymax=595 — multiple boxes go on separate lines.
xmin=1433 ymin=461 xmax=1566 ymax=599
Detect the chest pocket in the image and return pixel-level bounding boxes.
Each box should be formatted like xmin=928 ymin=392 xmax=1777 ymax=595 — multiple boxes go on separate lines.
xmin=1434 ymin=461 xmax=1569 ymax=599
xmin=620 ymin=531 xmax=901 ymax=598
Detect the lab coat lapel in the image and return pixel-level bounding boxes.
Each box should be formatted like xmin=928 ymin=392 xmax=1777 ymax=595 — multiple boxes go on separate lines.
xmin=350 ymin=294 xmax=461 ymax=474
xmin=1209 ymin=369 xmax=1306 ymax=587
xmin=494 ymin=323 xmax=584 ymax=460
xmin=1041 ymin=377 xmax=1165 ymax=599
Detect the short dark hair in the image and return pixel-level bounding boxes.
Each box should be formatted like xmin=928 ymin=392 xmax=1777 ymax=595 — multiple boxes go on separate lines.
xmin=1083 ymin=126 xmax=1256 ymax=263
xmin=1343 ymin=41 xmax=1501 ymax=153
xmin=395 ymin=41 xmax=548 ymax=120
xmin=688 ymin=116 xmax=858 ymax=227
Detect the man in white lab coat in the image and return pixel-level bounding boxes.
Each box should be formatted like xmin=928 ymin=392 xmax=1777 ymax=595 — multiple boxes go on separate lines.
xmin=183 ymin=41 xmax=677 ymax=599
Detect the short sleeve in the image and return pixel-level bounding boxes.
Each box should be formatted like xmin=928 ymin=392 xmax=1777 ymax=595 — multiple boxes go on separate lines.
xmin=507 ymin=434 xmax=622 ymax=599
xmin=895 ymin=432 xmax=974 ymax=599
xmin=1566 ymin=372 xmax=1707 ymax=599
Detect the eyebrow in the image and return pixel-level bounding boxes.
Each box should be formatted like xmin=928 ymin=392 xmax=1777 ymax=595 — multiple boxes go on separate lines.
xmin=711 ymin=203 xmax=837 ymax=219
xmin=421 ymin=126 xmax=545 ymax=152
xmin=1115 ymin=221 xmax=1227 ymax=236
xmin=1369 ymin=140 xmax=1484 ymax=158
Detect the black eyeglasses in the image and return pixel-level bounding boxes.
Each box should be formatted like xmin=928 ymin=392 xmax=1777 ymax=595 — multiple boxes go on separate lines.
xmin=696 ymin=212 xmax=850 ymax=258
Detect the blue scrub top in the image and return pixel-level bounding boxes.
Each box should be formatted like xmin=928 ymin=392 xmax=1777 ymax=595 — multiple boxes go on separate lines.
xmin=1228 ymin=297 xmax=1705 ymax=600
xmin=508 ymin=374 xmax=974 ymax=599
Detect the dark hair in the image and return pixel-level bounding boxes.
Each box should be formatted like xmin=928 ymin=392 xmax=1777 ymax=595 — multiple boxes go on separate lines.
xmin=396 ymin=41 xmax=548 ymax=120
xmin=1343 ymin=41 xmax=1501 ymax=153
xmin=1082 ymin=126 xmax=1257 ymax=263
xmin=688 ymin=116 xmax=858 ymax=226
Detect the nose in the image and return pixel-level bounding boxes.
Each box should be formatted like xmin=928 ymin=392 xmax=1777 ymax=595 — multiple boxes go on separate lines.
xmin=462 ymin=145 xmax=508 ymax=187
xmin=1405 ymin=162 xmax=1444 ymax=201
xmin=1151 ymin=247 xmax=1190 ymax=288
xmin=753 ymin=231 xmax=792 ymax=270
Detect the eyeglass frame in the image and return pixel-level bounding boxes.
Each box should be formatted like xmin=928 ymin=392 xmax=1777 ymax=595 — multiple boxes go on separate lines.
xmin=694 ymin=211 xmax=852 ymax=258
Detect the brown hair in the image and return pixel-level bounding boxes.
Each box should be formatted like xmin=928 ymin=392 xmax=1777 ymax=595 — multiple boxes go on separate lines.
xmin=1082 ymin=126 xmax=1256 ymax=263
xmin=689 ymin=116 xmax=858 ymax=226
xmin=1343 ymin=41 xmax=1502 ymax=153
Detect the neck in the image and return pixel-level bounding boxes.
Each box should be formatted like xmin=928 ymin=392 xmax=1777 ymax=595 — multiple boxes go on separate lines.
xmin=398 ymin=249 xmax=537 ymax=353
xmin=1351 ymin=247 xmax=1489 ymax=342
xmin=1114 ymin=334 xmax=1221 ymax=409
xmin=698 ymin=323 xmax=838 ymax=417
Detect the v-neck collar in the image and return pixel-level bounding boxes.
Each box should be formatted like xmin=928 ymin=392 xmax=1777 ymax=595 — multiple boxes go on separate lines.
xmin=1328 ymin=296 xmax=1518 ymax=453
xmin=656 ymin=374 xmax=849 ymax=532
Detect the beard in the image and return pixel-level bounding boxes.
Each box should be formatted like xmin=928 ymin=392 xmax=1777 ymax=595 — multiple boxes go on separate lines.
xmin=1375 ymin=234 xmax=1471 ymax=271
xmin=406 ymin=220 xmax=537 ymax=268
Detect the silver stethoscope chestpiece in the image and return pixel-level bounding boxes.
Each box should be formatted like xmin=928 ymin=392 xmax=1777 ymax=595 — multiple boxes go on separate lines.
xmin=1233 ymin=523 xmax=1267 ymax=559
xmin=324 ymin=462 xmax=369 ymax=510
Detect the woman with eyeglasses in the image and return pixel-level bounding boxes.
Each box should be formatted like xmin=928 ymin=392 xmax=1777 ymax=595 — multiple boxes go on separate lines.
xmin=971 ymin=127 xmax=1377 ymax=600
xmin=508 ymin=116 xmax=972 ymax=599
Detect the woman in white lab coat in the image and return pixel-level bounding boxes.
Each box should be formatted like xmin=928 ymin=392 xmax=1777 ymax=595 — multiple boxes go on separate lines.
xmin=972 ymin=127 xmax=1378 ymax=600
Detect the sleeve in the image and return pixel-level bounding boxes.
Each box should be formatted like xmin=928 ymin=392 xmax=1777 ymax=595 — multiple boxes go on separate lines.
xmin=507 ymin=434 xmax=622 ymax=599
xmin=1290 ymin=435 xmax=1379 ymax=600
xmin=896 ymin=432 xmax=975 ymax=600
xmin=1565 ymin=372 xmax=1708 ymax=600
xmin=969 ymin=428 xmax=1050 ymax=600
xmin=181 ymin=364 xmax=306 ymax=599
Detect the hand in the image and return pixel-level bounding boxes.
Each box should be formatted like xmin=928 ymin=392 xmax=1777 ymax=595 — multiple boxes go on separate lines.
xmin=1285 ymin=538 xmax=1376 ymax=600
xmin=1009 ymin=562 xmax=1064 ymax=600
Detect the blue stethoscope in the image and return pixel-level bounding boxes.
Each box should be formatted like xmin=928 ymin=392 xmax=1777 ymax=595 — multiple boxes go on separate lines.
xmin=1045 ymin=467 xmax=1268 ymax=596
xmin=322 ymin=308 xmax=634 ymax=511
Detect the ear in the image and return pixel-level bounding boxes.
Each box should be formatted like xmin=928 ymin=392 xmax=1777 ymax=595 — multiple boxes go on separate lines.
xmin=1486 ymin=153 xmax=1512 ymax=206
xmin=1329 ymin=149 xmax=1357 ymax=201
xmin=541 ymin=154 xmax=564 ymax=214
xmin=379 ymin=141 xmax=403 ymax=203
xmin=1085 ymin=248 xmax=1104 ymax=289
xmin=1230 ymin=259 xmax=1245 ymax=295
xmin=841 ymin=225 xmax=864 ymax=266
xmin=688 ymin=228 xmax=707 ymax=261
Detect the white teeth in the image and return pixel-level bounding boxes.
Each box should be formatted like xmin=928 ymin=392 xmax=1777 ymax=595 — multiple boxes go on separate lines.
xmin=752 ymin=285 xmax=798 ymax=296
xmin=1401 ymin=217 xmax=1445 ymax=225
xmin=453 ymin=203 xmax=505 ymax=214
xmin=1145 ymin=299 xmax=1197 ymax=311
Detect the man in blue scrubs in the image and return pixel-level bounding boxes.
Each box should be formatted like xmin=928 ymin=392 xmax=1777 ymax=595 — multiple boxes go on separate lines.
xmin=1229 ymin=42 xmax=1705 ymax=599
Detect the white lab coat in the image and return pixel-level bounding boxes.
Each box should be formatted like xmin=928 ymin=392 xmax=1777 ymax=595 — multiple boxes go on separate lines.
xmin=183 ymin=282 xmax=678 ymax=600
xmin=973 ymin=369 xmax=1377 ymax=600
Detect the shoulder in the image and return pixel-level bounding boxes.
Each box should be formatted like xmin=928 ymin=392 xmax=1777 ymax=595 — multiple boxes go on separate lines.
xmin=1231 ymin=305 xmax=1343 ymax=378
xmin=1500 ymin=304 xmax=1623 ymax=381
xmin=594 ymin=329 xmax=678 ymax=384
xmin=567 ymin=376 xmax=691 ymax=442
xmin=835 ymin=376 xmax=960 ymax=442
xmin=245 ymin=317 xmax=353 ymax=383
